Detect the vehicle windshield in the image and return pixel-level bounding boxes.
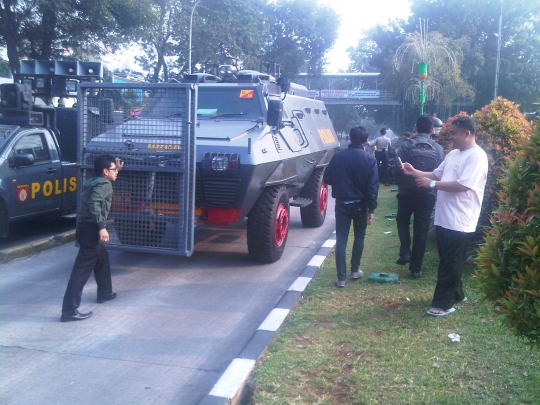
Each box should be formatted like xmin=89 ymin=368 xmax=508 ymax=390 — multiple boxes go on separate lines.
xmin=138 ymin=88 xmax=185 ymax=118
xmin=197 ymin=87 xmax=263 ymax=119
xmin=135 ymin=86 xmax=263 ymax=119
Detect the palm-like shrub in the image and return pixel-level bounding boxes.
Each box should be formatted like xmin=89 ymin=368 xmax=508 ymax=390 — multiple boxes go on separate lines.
xmin=474 ymin=126 xmax=540 ymax=349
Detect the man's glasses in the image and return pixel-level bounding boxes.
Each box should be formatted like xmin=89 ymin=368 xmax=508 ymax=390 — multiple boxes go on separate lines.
xmin=107 ymin=167 xmax=118 ymax=172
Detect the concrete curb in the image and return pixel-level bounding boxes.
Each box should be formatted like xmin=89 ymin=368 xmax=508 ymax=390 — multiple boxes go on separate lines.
xmin=0 ymin=230 xmax=76 ymax=264
xmin=197 ymin=232 xmax=336 ymax=405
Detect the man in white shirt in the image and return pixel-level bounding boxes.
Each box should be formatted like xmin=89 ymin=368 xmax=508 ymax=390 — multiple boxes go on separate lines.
xmin=370 ymin=128 xmax=392 ymax=185
xmin=401 ymin=117 xmax=488 ymax=317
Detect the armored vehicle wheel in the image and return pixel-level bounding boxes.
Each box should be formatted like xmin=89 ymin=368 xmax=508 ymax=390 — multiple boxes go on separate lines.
xmin=0 ymin=200 xmax=8 ymax=238
xmin=114 ymin=218 xmax=167 ymax=247
xmin=300 ymin=168 xmax=328 ymax=228
xmin=247 ymin=186 xmax=290 ymax=263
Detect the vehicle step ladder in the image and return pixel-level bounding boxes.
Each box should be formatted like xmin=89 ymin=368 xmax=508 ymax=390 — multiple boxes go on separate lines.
xmin=290 ymin=197 xmax=312 ymax=207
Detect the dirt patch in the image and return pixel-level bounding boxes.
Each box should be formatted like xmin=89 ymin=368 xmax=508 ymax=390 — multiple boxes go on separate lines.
xmin=317 ymin=317 xmax=337 ymax=328
xmin=382 ymin=297 xmax=411 ymax=310
xmin=291 ymin=333 xmax=314 ymax=346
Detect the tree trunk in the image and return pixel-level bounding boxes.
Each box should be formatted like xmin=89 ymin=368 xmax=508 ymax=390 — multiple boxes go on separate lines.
xmin=153 ymin=46 xmax=168 ymax=82
xmin=38 ymin=2 xmax=57 ymax=60
xmin=1 ymin=0 xmax=21 ymax=73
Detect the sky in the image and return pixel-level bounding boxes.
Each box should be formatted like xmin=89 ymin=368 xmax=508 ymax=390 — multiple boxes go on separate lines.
xmin=319 ymin=0 xmax=412 ymax=72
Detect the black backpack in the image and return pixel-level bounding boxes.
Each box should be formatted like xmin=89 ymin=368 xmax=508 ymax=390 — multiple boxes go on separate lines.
xmin=400 ymin=139 xmax=438 ymax=192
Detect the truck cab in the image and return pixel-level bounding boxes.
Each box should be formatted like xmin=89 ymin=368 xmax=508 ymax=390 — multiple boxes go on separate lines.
xmin=0 ymin=84 xmax=78 ymax=237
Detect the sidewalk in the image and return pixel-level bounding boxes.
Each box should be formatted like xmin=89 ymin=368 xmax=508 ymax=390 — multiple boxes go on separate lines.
xmin=0 ymin=230 xmax=75 ymax=264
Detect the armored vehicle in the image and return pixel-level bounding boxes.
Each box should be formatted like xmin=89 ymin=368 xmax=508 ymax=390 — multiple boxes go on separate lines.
xmin=80 ymin=66 xmax=340 ymax=262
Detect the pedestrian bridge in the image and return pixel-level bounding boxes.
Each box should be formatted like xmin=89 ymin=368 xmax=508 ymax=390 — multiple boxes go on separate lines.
xmin=296 ymin=73 xmax=473 ymax=106
xmin=296 ymin=73 xmax=400 ymax=106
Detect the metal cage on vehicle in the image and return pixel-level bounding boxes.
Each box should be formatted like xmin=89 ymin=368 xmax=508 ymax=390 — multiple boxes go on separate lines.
xmin=77 ymin=83 xmax=197 ymax=256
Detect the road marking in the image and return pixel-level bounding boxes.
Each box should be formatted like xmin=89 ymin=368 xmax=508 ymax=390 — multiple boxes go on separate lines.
xmin=258 ymin=308 xmax=290 ymax=331
xmin=307 ymin=254 xmax=326 ymax=267
xmin=209 ymin=358 xmax=256 ymax=398
xmin=322 ymin=239 xmax=336 ymax=248
xmin=288 ymin=276 xmax=311 ymax=292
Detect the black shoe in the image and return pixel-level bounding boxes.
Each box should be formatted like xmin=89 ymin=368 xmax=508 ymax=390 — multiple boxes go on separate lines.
xmin=97 ymin=292 xmax=117 ymax=304
xmin=61 ymin=310 xmax=92 ymax=322
xmin=395 ymin=256 xmax=410 ymax=265
xmin=411 ymin=272 xmax=422 ymax=280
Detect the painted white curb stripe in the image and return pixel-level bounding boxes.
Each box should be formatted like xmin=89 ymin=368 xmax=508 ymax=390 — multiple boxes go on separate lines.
xmin=307 ymin=255 xmax=326 ymax=267
xmin=258 ymin=308 xmax=290 ymax=331
xmin=209 ymin=358 xmax=256 ymax=398
xmin=322 ymin=239 xmax=336 ymax=248
xmin=288 ymin=276 xmax=311 ymax=292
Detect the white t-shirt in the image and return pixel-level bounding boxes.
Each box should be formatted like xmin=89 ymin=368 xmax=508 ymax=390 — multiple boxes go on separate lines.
xmin=433 ymin=145 xmax=488 ymax=232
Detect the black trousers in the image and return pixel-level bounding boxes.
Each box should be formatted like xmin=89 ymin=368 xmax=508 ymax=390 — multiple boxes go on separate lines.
xmin=431 ymin=226 xmax=471 ymax=310
xmin=334 ymin=201 xmax=368 ymax=281
xmin=375 ymin=150 xmax=389 ymax=184
xmin=62 ymin=223 xmax=112 ymax=316
xmin=396 ymin=193 xmax=436 ymax=274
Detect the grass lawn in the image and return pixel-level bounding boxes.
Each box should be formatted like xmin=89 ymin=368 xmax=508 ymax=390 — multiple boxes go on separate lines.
xmin=245 ymin=187 xmax=540 ymax=405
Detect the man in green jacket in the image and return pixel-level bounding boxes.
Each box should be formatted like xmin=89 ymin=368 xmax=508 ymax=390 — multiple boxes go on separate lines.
xmin=61 ymin=154 xmax=123 ymax=322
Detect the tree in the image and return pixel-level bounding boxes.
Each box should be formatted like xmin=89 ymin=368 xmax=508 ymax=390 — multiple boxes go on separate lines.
xmin=135 ymin=0 xmax=186 ymax=82
xmin=189 ymin=0 xmax=269 ymax=72
xmin=135 ymin=0 xmax=270 ymax=82
xmin=348 ymin=0 xmax=540 ymax=129
xmin=408 ymin=0 xmax=540 ymax=113
xmin=264 ymin=0 xmax=339 ymax=78
xmin=0 ymin=0 xmax=150 ymax=73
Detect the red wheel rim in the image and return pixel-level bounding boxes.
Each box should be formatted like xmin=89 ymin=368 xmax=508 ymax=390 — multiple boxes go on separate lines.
xmin=274 ymin=203 xmax=289 ymax=246
xmin=319 ymin=184 xmax=328 ymax=214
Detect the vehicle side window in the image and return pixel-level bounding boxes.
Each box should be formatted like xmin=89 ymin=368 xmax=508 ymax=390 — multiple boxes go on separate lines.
xmin=13 ymin=133 xmax=51 ymax=162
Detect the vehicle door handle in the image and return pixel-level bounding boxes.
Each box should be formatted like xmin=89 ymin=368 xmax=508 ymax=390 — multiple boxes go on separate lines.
xmin=305 ymin=159 xmax=316 ymax=164
xmin=46 ymin=168 xmax=58 ymax=174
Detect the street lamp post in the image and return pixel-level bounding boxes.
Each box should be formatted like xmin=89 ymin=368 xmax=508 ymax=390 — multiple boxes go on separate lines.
xmin=188 ymin=0 xmax=201 ymax=75
xmin=494 ymin=0 xmax=503 ymax=100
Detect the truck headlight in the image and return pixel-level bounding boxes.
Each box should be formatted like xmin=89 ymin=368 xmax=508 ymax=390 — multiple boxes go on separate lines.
xmin=211 ymin=156 xmax=229 ymax=171
xmin=203 ymin=152 xmax=239 ymax=171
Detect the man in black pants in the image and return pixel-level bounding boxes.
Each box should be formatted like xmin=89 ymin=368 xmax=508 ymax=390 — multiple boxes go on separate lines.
xmin=395 ymin=116 xmax=444 ymax=279
xmin=324 ymin=126 xmax=379 ymax=288
xmin=61 ymin=154 xmax=123 ymax=322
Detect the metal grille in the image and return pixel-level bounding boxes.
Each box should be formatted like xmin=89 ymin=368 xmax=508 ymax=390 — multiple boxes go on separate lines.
xmin=203 ymin=177 xmax=240 ymax=207
xmin=78 ymin=83 xmax=196 ymax=255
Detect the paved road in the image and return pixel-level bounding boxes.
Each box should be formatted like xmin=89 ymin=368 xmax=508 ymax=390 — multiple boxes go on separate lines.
xmin=0 ymin=214 xmax=76 ymax=250
xmin=0 ymin=200 xmax=336 ymax=405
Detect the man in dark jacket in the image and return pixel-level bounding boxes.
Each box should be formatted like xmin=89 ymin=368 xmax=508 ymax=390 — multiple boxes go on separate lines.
xmin=61 ymin=154 xmax=123 ymax=322
xmin=324 ymin=126 xmax=379 ymax=287
xmin=395 ymin=116 xmax=444 ymax=279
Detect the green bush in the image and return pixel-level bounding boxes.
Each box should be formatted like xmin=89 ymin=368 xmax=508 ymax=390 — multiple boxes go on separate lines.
xmin=474 ymin=97 xmax=533 ymax=222
xmin=474 ymin=125 xmax=540 ymax=349
xmin=436 ymin=110 xmax=470 ymax=154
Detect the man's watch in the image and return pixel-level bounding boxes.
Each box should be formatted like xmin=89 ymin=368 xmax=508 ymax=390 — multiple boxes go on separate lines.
xmin=429 ymin=180 xmax=437 ymax=189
